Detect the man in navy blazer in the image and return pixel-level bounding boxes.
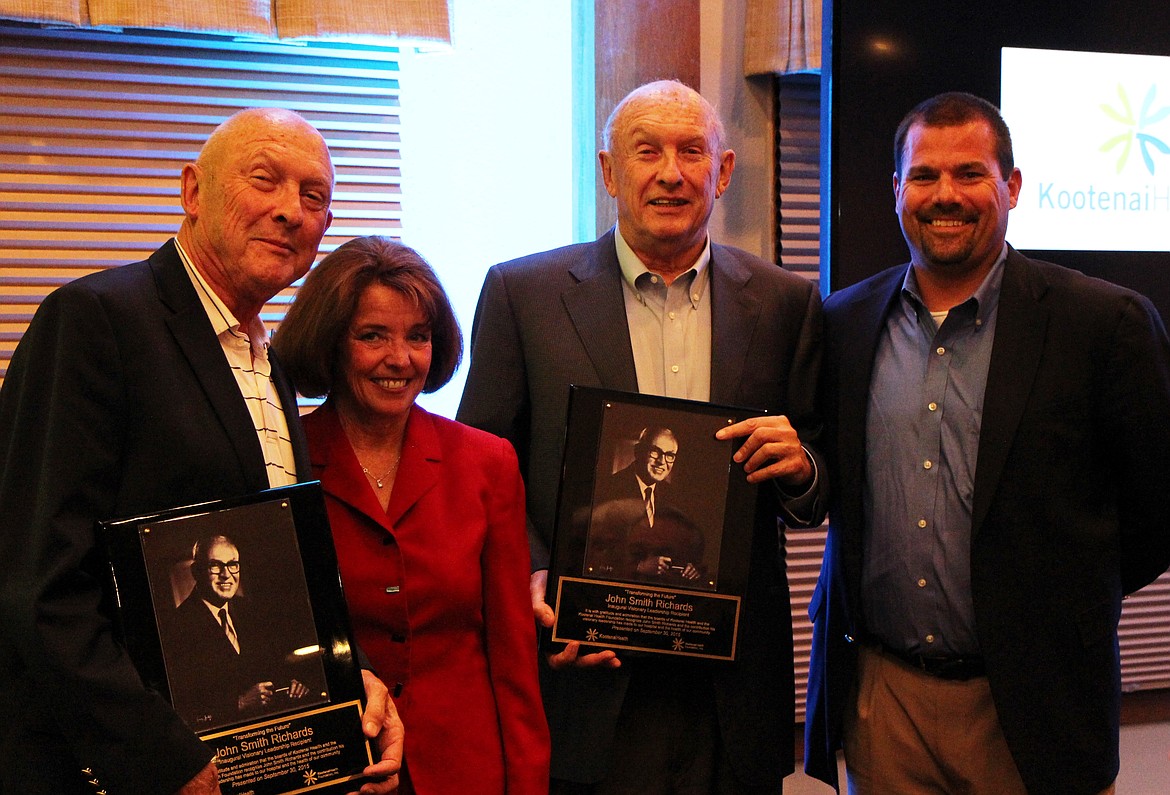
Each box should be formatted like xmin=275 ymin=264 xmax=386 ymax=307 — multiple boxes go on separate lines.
xmin=458 ymin=80 xmax=826 ymax=792
xmin=0 ymin=109 xmax=401 ymax=794
xmin=804 ymin=92 xmax=1170 ymax=794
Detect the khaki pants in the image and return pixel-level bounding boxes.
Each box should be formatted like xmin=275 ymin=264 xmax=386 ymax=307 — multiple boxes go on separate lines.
xmin=843 ymin=645 xmax=1115 ymax=795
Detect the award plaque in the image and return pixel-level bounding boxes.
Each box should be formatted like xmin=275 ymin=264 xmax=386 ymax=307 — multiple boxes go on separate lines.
xmin=546 ymin=387 xmax=760 ymax=661
xmin=99 ymin=483 xmax=373 ymax=795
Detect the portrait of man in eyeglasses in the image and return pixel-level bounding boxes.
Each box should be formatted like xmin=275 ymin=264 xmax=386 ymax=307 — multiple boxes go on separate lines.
xmin=586 ymin=426 xmax=709 ymax=586
xmin=595 ymin=427 xmax=678 ymax=521
xmin=163 ymin=532 xmax=318 ymax=731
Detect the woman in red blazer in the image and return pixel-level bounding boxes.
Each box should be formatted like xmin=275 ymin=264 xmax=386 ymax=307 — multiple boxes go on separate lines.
xmin=275 ymin=236 xmax=549 ymax=793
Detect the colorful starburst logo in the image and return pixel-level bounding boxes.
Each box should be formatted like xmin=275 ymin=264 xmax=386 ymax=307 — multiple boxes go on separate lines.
xmin=1100 ymin=85 xmax=1170 ymax=175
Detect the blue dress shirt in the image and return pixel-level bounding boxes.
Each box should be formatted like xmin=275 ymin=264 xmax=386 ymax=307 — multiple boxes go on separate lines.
xmin=862 ymin=250 xmax=1006 ymax=657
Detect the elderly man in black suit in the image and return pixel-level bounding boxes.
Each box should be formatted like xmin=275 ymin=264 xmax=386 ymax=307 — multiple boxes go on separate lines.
xmin=804 ymin=92 xmax=1170 ymax=795
xmin=0 ymin=108 xmax=402 ymax=795
xmin=459 ymin=80 xmax=826 ymax=794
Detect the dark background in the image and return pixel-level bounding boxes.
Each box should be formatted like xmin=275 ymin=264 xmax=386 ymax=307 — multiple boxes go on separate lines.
xmin=823 ymin=0 xmax=1170 ymax=321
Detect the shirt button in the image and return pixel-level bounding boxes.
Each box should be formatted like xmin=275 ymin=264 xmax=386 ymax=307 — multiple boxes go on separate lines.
xmin=917 ymin=519 xmax=927 ymax=528
xmin=923 ymin=460 xmax=933 ymax=470
xmin=936 ymin=346 xmax=946 ymax=355
xmin=928 ymin=402 xmax=938 ymax=411
xmin=917 ymin=578 xmax=927 ymax=588
xmin=650 ymin=275 xmax=659 ymax=284
xmin=926 ymin=634 xmax=935 ymax=644
xmin=691 ymin=293 xmax=700 ymax=302
xmin=668 ymin=311 xmax=676 ymax=320
xmin=670 ymin=365 xmax=680 ymax=373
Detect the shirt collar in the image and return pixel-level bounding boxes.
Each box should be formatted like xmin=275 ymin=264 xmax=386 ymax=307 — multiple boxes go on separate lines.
xmin=174 ymin=237 xmax=271 ymax=354
xmin=614 ymin=223 xmax=711 ymax=304
xmin=899 ymin=243 xmax=1008 ymax=325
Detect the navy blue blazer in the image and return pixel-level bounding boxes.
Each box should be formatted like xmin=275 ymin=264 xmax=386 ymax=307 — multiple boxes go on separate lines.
xmin=0 ymin=240 xmax=309 ymax=794
xmin=458 ymin=229 xmax=827 ymax=786
xmin=804 ymin=248 xmax=1170 ymax=793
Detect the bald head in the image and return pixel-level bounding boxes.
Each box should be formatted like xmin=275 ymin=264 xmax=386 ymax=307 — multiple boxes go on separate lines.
xmin=196 ymin=108 xmax=334 ymax=184
xmin=603 ymin=80 xmax=727 ymax=154
xmin=177 ymin=108 xmax=335 ymax=324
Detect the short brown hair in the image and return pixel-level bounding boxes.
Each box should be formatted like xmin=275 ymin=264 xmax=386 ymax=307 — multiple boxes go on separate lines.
xmin=894 ymin=92 xmax=1015 ymax=180
xmin=274 ymin=236 xmax=462 ymax=398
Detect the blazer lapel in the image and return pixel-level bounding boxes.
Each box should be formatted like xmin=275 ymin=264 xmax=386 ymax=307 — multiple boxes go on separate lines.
xmin=310 ymin=404 xmax=396 ymax=534
xmin=311 ymin=404 xmax=443 ymax=533
xmin=561 ymin=230 xmax=640 ymax=392
xmin=151 ymin=242 xmax=269 ymax=493
xmin=709 ymin=246 xmax=758 ymax=406
xmin=383 ymin=407 xmax=442 ymax=529
xmin=972 ymin=250 xmax=1050 ymax=535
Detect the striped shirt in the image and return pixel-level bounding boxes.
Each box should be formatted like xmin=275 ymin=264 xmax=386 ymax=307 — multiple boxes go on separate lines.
xmin=174 ymin=238 xmax=298 ymax=487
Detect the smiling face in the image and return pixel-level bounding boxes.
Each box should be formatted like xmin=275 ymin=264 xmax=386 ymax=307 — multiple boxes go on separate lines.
xmin=335 ymin=284 xmax=433 ymax=431
xmin=894 ymin=119 xmax=1021 ymax=284
xmin=198 ymin=537 xmax=240 ymax=607
xmin=599 ymin=84 xmax=734 ymax=276
xmin=179 ymin=109 xmax=334 ymax=323
xmin=635 ymin=430 xmax=678 ymax=485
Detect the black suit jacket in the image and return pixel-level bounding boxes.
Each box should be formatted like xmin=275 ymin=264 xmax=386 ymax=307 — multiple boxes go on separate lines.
xmin=0 ymin=240 xmax=309 ymax=794
xmin=594 ymin=463 xmax=670 ymax=506
xmin=166 ymin=596 xmax=270 ymax=732
xmin=804 ymin=248 xmax=1170 ymax=793
xmin=457 ymin=229 xmax=826 ymax=786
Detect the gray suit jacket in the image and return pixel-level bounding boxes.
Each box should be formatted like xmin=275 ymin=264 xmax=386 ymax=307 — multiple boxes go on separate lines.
xmin=0 ymin=240 xmax=309 ymax=794
xmin=805 ymin=247 xmax=1170 ymax=793
xmin=458 ymin=229 xmax=826 ymax=786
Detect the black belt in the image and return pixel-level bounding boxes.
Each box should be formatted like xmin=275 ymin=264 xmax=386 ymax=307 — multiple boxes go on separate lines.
xmin=871 ymin=641 xmax=986 ymax=681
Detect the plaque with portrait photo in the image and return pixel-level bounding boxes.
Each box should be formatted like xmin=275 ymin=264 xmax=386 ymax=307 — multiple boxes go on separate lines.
xmin=546 ymin=387 xmax=760 ymax=661
xmin=99 ymin=482 xmax=373 ymax=795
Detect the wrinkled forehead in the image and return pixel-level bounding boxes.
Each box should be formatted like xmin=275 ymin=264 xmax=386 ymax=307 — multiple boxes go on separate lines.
xmin=613 ymin=93 xmax=719 ymax=147
xmin=202 ymin=111 xmax=334 ymax=182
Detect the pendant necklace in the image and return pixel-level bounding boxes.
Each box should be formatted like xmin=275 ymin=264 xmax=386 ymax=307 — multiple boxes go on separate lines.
xmin=360 ymin=455 xmax=399 ymax=489
xmin=360 ymin=463 xmax=397 ymax=489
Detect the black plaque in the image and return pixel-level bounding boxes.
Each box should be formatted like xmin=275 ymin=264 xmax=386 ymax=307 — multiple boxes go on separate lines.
xmin=99 ymin=483 xmax=372 ymax=795
xmin=547 ymin=387 xmax=760 ymax=661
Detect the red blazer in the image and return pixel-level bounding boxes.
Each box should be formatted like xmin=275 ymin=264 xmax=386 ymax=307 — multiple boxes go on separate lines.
xmin=304 ymin=403 xmax=549 ymax=793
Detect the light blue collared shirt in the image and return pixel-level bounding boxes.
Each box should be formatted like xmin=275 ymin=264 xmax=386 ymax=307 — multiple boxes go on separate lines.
xmin=614 ymin=225 xmax=713 ymax=401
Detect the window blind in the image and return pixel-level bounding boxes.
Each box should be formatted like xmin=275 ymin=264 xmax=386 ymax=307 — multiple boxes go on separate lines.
xmin=777 ymin=74 xmax=826 ymax=723
xmin=0 ymin=21 xmax=403 ymax=388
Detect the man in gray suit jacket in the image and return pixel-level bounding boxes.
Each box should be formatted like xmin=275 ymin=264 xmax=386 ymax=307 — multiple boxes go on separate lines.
xmin=458 ymin=80 xmax=826 ymax=793
xmin=0 ymin=109 xmax=401 ymax=795
xmin=804 ymin=92 xmax=1170 ymax=794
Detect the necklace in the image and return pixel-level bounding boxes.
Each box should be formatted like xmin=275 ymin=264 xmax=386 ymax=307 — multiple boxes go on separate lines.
xmin=360 ymin=460 xmax=397 ymax=489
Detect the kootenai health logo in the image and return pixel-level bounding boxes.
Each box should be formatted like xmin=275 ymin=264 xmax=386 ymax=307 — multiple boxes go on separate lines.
xmin=1100 ymin=85 xmax=1170 ymax=175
